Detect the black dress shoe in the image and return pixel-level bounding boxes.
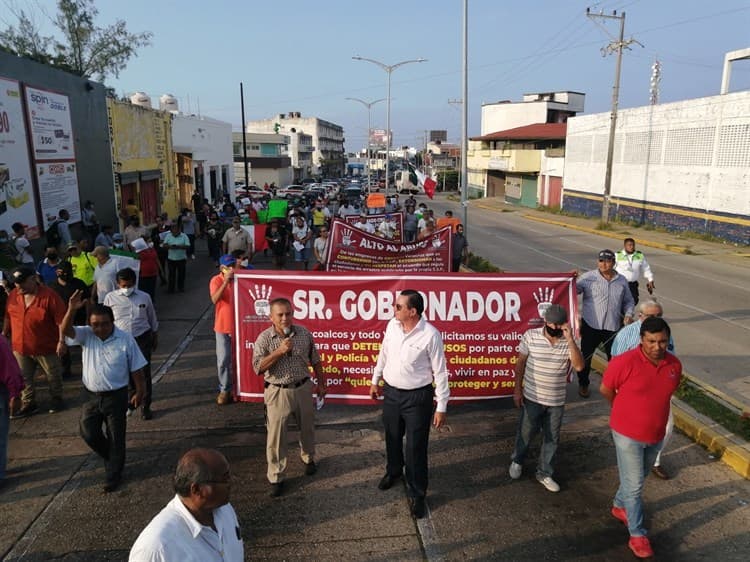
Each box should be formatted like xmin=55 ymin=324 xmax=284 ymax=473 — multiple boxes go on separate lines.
xmin=377 ymin=473 xmax=401 ymax=490
xmin=269 ymin=482 xmax=283 ymax=497
xmin=410 ymin=496 xmax=426 ymax=519
xmin=141 ymin=407 xmax=153 ymax=420
xmin=304 ymin=461 xmax=317 ymax=476
xmin=103 ymin=476 xmax=121 ymax=493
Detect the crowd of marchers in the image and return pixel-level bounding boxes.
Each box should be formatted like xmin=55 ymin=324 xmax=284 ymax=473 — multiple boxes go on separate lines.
xmin=0 ymin=187 xmax=673 ymax=560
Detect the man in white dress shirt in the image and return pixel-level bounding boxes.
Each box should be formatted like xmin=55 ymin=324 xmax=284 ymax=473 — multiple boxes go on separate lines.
xmin=104 ymin=267 xmax=159 ymax=420
xmin=129 ymin=448 xmax=244 ymax=562
xmin=370 ymin=289 xmax=450 ymax=519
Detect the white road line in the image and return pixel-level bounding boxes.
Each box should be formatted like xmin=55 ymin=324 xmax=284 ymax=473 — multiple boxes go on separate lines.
xmin=5 ymin=308 xmax=213 ymax=560
xmin=4 ymin=456 xmax=95 ymax=561
xmin=483 ymin=226 xmax=750 ymax=331
xmin=478 ymin=212 xmax=750 ymax=293
xmin=417 ymin=501 xmax=445 ymax=562
xmin=152 ymin=304 xmax=213 ymax=384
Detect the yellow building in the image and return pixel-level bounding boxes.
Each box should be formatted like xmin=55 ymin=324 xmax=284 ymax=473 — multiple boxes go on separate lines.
xmin=107 ymin=98 xmax=179 ymax=226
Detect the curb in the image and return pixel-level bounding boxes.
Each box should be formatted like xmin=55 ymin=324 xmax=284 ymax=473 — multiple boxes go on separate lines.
xmin=591 ymin=355 xmax=750 ymax=479
xmin=672 ymin=400 xmax=750 ymax=479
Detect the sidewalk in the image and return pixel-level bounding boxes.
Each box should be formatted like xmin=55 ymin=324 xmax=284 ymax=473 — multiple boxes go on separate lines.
xmin=2 ymin=233 xmax=750 ymax=561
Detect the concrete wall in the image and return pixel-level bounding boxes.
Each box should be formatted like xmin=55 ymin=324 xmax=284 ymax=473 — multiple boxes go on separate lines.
xmin=563 ymin=91 xmax=750 ymax=243
xmin=481 ymin=102 xmax=548 ymax=135
xmin=0 ymin=51 xmax=116 ymax=237
xmin=108 ymin=100 xmax=177 ymax=221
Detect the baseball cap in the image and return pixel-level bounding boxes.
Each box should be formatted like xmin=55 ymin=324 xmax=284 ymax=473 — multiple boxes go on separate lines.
xmin=598 ymin=249 xmax=615 ymax=261
xmin=11 ymin=266 xmax=35 ymax=283
xmin=219 ymin=254 xmax=236 ymax=267
xmin=112 ymin=233 xmax=124 ymax=241
xmin=66 ymin=241 xmax=78 ymax=250
xmin=544 ymin=304 xmax=568 ymax=324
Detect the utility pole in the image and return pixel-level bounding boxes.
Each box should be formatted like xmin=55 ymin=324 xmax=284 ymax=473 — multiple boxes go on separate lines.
xmin=586 ymin=8 xmax=641 ymax=224
xmin=460 ymin=0 xmax=469 ymax=235
xmin=240 ymin=82 xmax=249 ymax=188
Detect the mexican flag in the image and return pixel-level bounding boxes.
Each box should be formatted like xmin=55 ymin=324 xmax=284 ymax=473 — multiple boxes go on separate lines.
xmin=411 ymin=165 xmax=437 ymax=199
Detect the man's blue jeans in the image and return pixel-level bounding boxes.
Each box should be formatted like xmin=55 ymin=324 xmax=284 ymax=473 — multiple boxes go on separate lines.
xmin=511 ymin=398 xmax=564 ymax=478
xmin=0 ymin=388 xmax=9 ymax=480
xmin=215 ymin=332 xmax=233 ymax=392
xmin=611 ymin=429 xmax=662 ymax=537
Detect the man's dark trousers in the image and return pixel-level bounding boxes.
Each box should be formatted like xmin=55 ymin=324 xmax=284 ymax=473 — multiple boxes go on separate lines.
xmin=79 ymin=386 xmax=129 ymax=482
xmin=382 ymin=383 xmax=434 ymax=499
xmin=576 ymin=320 xmax=617 ymax=387
xmin=133 ymin=331 xmax=153 ymax=409
xmin=167 ymin=258 xmax=186 ymax=292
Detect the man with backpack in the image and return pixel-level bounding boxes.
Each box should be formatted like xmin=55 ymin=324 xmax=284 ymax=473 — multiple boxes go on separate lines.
xmin=46 ymin=210 xmax=72 ymax=253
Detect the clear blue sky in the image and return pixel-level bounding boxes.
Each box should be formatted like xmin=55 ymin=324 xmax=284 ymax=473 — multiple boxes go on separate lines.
xmin=9 ymin=0 xmax=750 ymax=149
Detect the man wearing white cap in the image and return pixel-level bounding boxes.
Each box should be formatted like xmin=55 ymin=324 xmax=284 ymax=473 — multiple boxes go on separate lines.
xmin=509 ymin=304 xmax=584 ymax=492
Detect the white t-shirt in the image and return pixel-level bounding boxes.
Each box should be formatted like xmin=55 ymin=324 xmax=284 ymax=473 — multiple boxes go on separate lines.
xmin=14 ymin=236 xmax=34 ymax=264
xmin=129 ymin=495 xmax=243 ymax=562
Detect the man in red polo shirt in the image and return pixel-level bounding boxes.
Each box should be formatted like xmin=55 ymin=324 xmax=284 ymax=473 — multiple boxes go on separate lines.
xmin=600 ymin=316 xmax=681 ymax=559
xmin=3 ymin=266 xmax=67 ymax=417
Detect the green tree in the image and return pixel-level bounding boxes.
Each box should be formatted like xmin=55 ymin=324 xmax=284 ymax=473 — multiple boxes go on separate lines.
xmin=0 ymin=0 xmax=152 ymax=81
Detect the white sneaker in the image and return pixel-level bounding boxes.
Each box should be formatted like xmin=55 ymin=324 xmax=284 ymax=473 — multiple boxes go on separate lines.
xmin=509 ymin=462 xmax=522 ymax=479
xmin=536 ymin=474 xmax=560 ymax=492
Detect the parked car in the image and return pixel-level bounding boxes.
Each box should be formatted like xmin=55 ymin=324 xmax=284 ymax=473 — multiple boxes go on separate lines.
xmin=235 ymin=185 xmax=268 ymax=199
xmin=276 ymin=184 xmax=305 ymax=199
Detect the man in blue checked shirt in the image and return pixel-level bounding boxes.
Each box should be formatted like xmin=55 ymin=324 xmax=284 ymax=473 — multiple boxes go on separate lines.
xmin=575 ymin=249 xmax=635 ymax=398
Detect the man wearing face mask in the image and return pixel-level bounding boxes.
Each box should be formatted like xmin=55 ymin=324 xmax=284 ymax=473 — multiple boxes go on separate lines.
xmin=36 ymin=246 xmax=63 ymax=284
xmin=104 ymin=268 xmax=158 ymax=420
xmin=509 ymin=304 xmax=584 ymax=493
xmin=49 ymin=261 xmax=89 ymax=379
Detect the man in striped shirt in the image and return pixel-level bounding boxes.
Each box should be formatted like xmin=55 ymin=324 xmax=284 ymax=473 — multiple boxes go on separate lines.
xmin=575 ymin=249 xmax=635 ymax=398
xmin=509 ymin=304 xmax=584 ymax=492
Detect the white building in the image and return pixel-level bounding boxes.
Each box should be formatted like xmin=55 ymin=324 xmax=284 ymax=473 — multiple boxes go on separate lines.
xmin=481 ymin=91 xmax=584 ymax=135
xmin=563 ymin=90 xmax=750 ymax=244
xmin=468 ymin=91 xmax=583 ymax=202
xmin=232 ymin=132 xmax=293 ymax=187
xmin=171 ymin=112 xmax=233 ymax=204
xmin=246 ymin=112 xmax=345 ymax=177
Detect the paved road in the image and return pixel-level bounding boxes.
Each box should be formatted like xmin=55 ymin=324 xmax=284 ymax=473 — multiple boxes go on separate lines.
xmin=428 ymin=195 xmax=750 ymax=405
xmin=3 ymin=218 xmax=749 ymax=561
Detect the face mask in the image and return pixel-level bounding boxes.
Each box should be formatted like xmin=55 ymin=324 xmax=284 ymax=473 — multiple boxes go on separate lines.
xmin=47 ymin=253 xmax=58 ymax=261
xmin=114 ymin=243 xmax=124 ymax=249
xmin=119 ymin=286 xmax=135 ymax=296
xmin=240 ymin=259 xmax=249 ymax=267
xmin=545 ymin=325 xmax=563 ymax=338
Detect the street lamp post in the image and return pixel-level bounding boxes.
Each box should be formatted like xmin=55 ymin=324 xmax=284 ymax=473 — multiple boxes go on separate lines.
xmin=346 ymin=97 xmax=385 ymax=193
xmin=352 ymin=56 xmax=426 ymax=197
